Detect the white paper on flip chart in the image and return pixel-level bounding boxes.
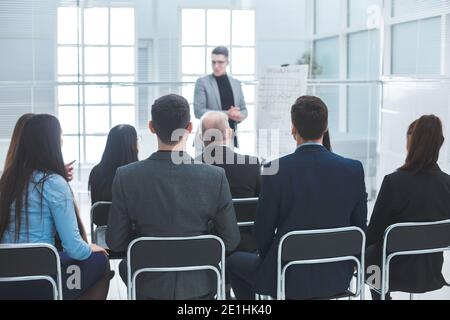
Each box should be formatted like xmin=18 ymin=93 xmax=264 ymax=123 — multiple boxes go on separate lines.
xmin=256 ymin=65 xmax=309 ymax=160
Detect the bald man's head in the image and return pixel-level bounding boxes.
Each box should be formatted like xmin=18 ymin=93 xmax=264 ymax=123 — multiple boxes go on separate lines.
xmin=200 ymin=111 xmax=232 ymax=147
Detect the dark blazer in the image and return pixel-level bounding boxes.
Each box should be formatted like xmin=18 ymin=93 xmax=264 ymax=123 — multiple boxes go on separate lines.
xmin=197 ymin=145 xmax=260 ymax=199
xmin=88 ymin=164 xmax=113 ymax=204
xmin=366 ymin=165 xmax=450 ymax=293
xmin=197 ymin=145 xmax=261 ymax=252
xmin=255 ymin=145 xmax=367 ymax=299
xmin=106 ymin=151 xmax=240 ymax=300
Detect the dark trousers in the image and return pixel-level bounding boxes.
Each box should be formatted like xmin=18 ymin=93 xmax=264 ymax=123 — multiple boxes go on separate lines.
xmin=0 ymin=252 xmax=108 ymax=300
xmin=227 ymin=252 xmax=262 ymax=300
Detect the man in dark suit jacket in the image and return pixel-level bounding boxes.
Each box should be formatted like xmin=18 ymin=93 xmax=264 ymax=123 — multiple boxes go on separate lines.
xmin=196 ymin=111 xmax=261 ymax=253
xmin=227 ymin=95 xmax=368 ymax=300
xmin=106 ymin=94 xmax=240 ymax=300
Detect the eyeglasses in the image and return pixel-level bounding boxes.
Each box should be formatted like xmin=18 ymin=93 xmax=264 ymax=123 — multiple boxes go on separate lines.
xmin=212 ymin=60 xmax=227 ymax=65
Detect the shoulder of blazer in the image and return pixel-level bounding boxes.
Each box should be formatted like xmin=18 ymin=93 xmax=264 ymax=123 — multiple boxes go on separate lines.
xmin=114 ymin=160 xmax=147 ymax=177
xmin=325 ymin=151 xmax=363 ymax=168
xmin=228 ymin=75 xmax=242 ymax=86
xmin=205 ymin=74 xmax=215 ymax=83
xmin=196 ymin=74 xmax=212 ymax=85
xmin=195 ymin=162 xmax=227 ymax=183
xmin=339 ymin=156 xmax=365 ymax=177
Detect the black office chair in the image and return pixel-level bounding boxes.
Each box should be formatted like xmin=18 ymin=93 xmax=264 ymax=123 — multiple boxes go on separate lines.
xmin=127 ymin=236 xmax=226 ymax=300
xmin=90 ymin=201 xmax=111 ymax=245
xmin=0 ymin=243 xmax=63 ymax=300
xmin=232 ymin=198 xmax=258 ymax=228
xmin=232 ymin=198 xmax=258 ymax=253
xmin=367 ymin=219 xmax=450 ymax=300
xmin=90 ymin=201 xmax=125 ymax=259
xmin=275 ymin=227 xmax=366 ymax=300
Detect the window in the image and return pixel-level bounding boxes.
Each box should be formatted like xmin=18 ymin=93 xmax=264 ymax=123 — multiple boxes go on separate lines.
xmin=313 ymin=37 xmax=340 ymax=79
xmin=392 ymin=0 xmax=443 ymax=17
xmin=315 ymin=0 xmax=341 ymax=35
xmin=348 ymin=0 xmax=382 ymax=28
xmin=57 ymin=6 xmax=135 ymax=164
xmin=391 ymin=17 xmax=441 ymax=75
xmin=311 ymin=0 xmax=383 ymax=199
xmin=181 ymin=8 xmax=256 ymax=155
xmin=348 ymin=30 xmax=380 ymax=79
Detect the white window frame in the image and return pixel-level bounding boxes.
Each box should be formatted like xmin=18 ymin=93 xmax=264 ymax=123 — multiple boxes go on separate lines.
xmin=382 ymin=0 xmax=450 ymax=78
xmin=56 ymin=4 xmax=137 ymax=164
xmin=179 ymin=7 xmax=257 ymax=154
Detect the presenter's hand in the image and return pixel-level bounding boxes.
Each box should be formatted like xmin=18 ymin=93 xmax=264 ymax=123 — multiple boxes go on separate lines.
xmin=228 ymin=106 xmax=244 ymax=122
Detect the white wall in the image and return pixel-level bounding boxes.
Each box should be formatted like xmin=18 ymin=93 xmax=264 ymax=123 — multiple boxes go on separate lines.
xmin=379 ymin=80 xmax=450 ymax=182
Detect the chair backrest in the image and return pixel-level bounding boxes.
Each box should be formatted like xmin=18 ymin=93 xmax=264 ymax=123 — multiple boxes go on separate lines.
xmin=277 ymin=227 xmax=366 ymax=300
xmin=91 ymin=201 xmax=112 ymax=227
xmin=0 ymin=244 xmax=62 ymax=300
xmin=127 ymin=235 xmax=225 ymax=299
xmin=90 ymin=201 xmax=112 ymax=244
xmin=232 ymin=198 xmax=258 ymax=225
xmin=128 ymin=236 xmax=224 ymax=274
xmin=384 ymin=219 xmax=450 ymax=255
xmin=279 ymin=227 xmax=365 ymax=263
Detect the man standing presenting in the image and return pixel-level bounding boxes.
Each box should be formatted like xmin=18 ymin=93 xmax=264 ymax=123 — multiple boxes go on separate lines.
xmin=194 ymin=46 xmax=247 ymax=147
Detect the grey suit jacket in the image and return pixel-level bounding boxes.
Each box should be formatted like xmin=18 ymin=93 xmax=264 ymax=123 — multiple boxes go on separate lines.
xmin=194 ymin=74 xmax=248 ymax=121
xmin=106 ymin=151 xmax=240 ymax=299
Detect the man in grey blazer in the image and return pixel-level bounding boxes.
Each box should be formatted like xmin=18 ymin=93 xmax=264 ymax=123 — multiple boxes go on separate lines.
xmin=194 ymin=46 xmax=248 ymax=147
xmin=106 ymin=94 xmax=240 ymax=300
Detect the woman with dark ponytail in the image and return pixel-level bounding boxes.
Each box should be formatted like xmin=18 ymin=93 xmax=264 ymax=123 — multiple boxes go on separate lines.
xmin=366 ymin=115 xmax=450 ymax=300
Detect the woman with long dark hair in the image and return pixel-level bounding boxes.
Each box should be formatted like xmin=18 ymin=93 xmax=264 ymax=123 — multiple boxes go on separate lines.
xmin=3 ymin=113 xmax=75 ymax=181
xmin=323 ymin=130 xmax=332 ymax=152
xmin=3 ymin=113 xmax=34 ymax=173
xmin=89 ymin=124 xmax=139 ymax=204
xmin=366 ymin=115 xmax=450 ymax=300
xmin=0 ymin=114 xmax=110 ymax=300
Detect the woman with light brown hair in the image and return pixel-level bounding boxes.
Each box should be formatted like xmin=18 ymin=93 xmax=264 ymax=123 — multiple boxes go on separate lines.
xmin=366 ymin=115 xmax=450 ymax=300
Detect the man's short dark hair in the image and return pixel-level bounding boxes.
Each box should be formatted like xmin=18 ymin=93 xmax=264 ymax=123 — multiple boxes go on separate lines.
xmin=151 ymin=94 xmax=191 ymax=145
xmin=291 ymin=95 xmax=328 ymax=140
xmin=212 ymin=46 xmax=229 ymax=58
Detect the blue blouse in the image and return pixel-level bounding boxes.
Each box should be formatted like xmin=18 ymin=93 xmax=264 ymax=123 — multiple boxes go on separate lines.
xmin=1 ymin=171 xmax=91 ymax=261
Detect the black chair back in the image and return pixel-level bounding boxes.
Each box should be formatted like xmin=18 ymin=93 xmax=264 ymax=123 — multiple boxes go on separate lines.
xmin=232 ymin=198 xmax=258 ymax=224
xmin=280 ymin=228 xmax=364 ymax=263
xmin=385 ymin=220 xmax=450 ymax=254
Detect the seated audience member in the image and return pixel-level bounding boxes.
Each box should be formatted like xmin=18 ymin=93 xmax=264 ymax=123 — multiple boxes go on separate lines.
xmin=198 ymin=111 xmax=260 ymax=199
xmin=106 ymin=94 xmax=240 ymax=300
xmin=227 ymin=95 xmax=368 ymax=300
xmin=89 ymin=124 xmax=139 ymax=204
xmin=0 ymin=114 xmax=110 ymax=300
xmin=3 ymin=113 xmax=76 ymax=181
xmin=197 ymin=111 xmax=260 ymax=253
xmin=366 ymin=115 xmax=450 ymax=300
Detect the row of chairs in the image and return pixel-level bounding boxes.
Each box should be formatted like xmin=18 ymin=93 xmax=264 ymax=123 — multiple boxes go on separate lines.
xmin=89 ymin=198 xmax=259 ymax=256
xmin=2 ymin=219 xmax=450 ymax=300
